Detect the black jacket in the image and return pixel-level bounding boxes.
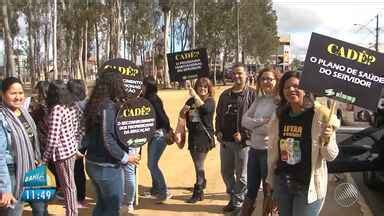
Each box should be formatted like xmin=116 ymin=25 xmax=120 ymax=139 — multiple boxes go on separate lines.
xmin=215 ymin=86 xmax=257 ymax=146
xmin=145 ymin=94 xmax=171 ymax=132
xmin=86 ymin=99 xmax=129 ymax=165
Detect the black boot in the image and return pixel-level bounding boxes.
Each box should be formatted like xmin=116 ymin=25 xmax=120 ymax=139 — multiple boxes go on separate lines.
xmin=186 ymin=184 xmax=204 ymax=203
xmin=202 ymin=179 xmax=207 ymax=189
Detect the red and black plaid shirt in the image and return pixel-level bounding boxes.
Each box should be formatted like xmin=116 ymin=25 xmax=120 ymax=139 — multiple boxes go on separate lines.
xmin=43 ymin=105 xmax=82 ymax=162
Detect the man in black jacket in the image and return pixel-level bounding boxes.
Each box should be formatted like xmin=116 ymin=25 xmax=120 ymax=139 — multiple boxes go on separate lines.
xmin=215 ymin=63 xmax=257 ymax=213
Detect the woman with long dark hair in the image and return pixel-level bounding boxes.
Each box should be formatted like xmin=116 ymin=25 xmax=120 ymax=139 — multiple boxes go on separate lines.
xmin=84 ymin=69 xmax=140 ymax=216
xmin=0 ymin=77 xmax=47 ymax=216
xmin=239 ymin=68 xmax=280 ymax=216
xmin=43 ymin=80 xmax=82 ymax=216
xmin=264 ymin=71 xmax=339 ymax=216
xmin=179 ymin=77 xmax=215 ymax=203
xmin=142 ymin=76 xmax=173 ymax=203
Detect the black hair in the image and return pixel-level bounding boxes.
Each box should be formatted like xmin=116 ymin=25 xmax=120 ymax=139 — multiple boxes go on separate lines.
xmin=2 ymin=77 xmax=22 ymax=93
xmin=46 ymin=80 xmax=75 ymax=109
xmin=84 ymin=68 xmax=126 ymax=130
xmin=143 ymin=76 xmax=158 ymax=98
xmin=232 ymin=63 xmax=247 ymax=72
xmin=67 ymin=79 xmax=86 ymax=101
xmin=35 ymin=80 xmax=50 ymax=100
xmin=276 ymin=71 xmax=313 ymax=118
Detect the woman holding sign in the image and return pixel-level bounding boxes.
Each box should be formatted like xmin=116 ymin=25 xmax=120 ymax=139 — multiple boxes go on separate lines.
xmin=84 ymin=70 xmax=140 ymax=216
xmin=0 ymin=77 xmax=48 ymax=216
xmin=263 ymin=71 xmax=340 ymax=216
xmin=179 ymin=77 xmax=215 ymax=203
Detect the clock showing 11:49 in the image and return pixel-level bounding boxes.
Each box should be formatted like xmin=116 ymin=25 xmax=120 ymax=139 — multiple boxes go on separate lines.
xmin=21 ymin=188 xmax=56 ymax=202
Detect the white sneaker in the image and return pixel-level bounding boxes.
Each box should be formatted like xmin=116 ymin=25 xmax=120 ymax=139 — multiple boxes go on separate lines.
xmin=120 ymin=204 xmax=134 ymax=214
xmin=127 ymin=204 xmax=134 ymax=213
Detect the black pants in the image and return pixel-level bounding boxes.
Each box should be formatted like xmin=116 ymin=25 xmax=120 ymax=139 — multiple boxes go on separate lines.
xmin=190 ymin=151 xmax=208 ymax=186
xmin=74 ymin=158 xmax=86 ymax=201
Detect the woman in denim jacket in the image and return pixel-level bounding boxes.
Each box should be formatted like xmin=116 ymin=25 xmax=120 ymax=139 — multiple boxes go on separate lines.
xmin=84 ymin=69 xmax=140 ymax=216
xmin=0 ymin=77 xmax=48 ymax=216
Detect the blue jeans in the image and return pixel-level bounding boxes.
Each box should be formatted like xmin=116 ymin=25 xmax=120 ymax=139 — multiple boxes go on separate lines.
xmin=85 ymin=161 xmax=123 ymax=216
xmin=220 ymin=141 xmax=249 ymax=207
xmin=246 ymin=149 xmax=267 ymax=200
xmin=147 ymin=129 xmax=167 ymax=199
xmin=123 ymin=148 xmax=137 ymax=205
xmin=0 ymin=167 xmax=48 ymax=216
xmin=273 ymin=174 xmax=323 ymax=216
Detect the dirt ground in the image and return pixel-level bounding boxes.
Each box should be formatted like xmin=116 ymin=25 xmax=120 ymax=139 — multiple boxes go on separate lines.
xmin=24 ymin=86 xmax=371 ymax=216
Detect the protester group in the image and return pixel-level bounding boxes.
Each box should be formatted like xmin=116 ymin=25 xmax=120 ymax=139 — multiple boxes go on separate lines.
xmin=0 ymin=63 xmax=340 ymax=216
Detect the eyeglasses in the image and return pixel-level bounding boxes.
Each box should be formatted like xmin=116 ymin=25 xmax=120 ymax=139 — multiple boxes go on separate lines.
xmin=261 ymin=77 xmax=275 ymax=82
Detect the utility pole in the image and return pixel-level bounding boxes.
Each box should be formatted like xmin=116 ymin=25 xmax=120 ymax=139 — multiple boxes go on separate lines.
xmin=192 ymin=0 xmax=196 ymax=49
xmin=375 ymin=14 xmax=379 ymax=52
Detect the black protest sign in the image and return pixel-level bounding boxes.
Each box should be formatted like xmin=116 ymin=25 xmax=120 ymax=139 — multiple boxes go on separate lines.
xmin=116 ymin=98 xmax=156 ymax=148
xmin=167 ymin=48 xmax=209 ymax=82
xmin=300 ymin=33 xmax=384 ymax=111
xmin=102 ymin=58 xmax=143 ymax=98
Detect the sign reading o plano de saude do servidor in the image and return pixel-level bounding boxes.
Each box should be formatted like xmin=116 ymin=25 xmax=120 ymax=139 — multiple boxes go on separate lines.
xmin=116 ymin=97 xmax=156 ymax=148
xmin=300 ymin=32 xmax=384 ymax=111
xmin=102 ymin=58 xmax=143 ymax=98
xmin=167 ymin=48 xmax=209 ymax=82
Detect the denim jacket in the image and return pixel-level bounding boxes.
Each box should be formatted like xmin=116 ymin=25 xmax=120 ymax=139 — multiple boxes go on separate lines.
xmin=0 ymin=112 xmax=15 ymax=193
xmin=85 ymin=99 xmax=130 ymax=165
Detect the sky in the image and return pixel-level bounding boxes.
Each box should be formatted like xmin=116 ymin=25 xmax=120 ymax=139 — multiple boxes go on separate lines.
xmin=1 ymin=0 xmax=383 ymax=65
xmin=273 ymin=0 xmax=384 ymax=60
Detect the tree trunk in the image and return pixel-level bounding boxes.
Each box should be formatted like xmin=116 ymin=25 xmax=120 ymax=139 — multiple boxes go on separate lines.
xmin=84 ymin=20 xmax=88 ymax=81
xmin=27 ymin=3 xmax=35 ymax=84
xmin=44 ymin=22 xmax=49 ymax=80
xmin=68 ymin=31 xmax=74 ymax=79
xmin=109 ymin=0 xmax=121 ymax=58
xmin=95 ymin=21 xmax=99 ymax=69
xmin=163 ymin=9 xmax=171 ymax=88
xmin=34 ymin=28 xmax=41 ymax=85
xmin=78 ymin=28 xmax=84 ymax=80
xmin=213 ymin=50 xmax=217 ymax=86
xmin=52 ymin=0 xmax=58 ymax=79
xmin=2 ymin=2 xmax=16 ymax=77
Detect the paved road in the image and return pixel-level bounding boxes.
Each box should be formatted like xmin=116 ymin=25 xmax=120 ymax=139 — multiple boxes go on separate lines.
xmin=352 ymin=172 xmax=384 ymax=216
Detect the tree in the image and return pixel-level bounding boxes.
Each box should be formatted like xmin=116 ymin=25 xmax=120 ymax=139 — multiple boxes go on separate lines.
xmin=159 ymin=0 xmax=171 ymax=88
xmin=240 ymin=0 xmax=279 ymax=61
xmin=52 ymin=0 xmax=58 ymax=79
xmin=2 ymin=0 xmax=16 ymax=77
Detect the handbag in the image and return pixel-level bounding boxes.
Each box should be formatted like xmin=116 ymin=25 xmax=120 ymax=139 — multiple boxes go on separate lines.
xmin=174 ymin=117 xmax=186 ymax=149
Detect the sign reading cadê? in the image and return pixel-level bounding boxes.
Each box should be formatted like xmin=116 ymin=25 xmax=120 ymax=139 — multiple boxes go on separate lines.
xmin=300 ymin=33 xmax=384 ymax=111
xmin=167 ymin=48 xmax=209 ymax=82
xmin=102 ymin=58 xmax=143 ymax=98
xmin=116 ymin=98 xmax=156 ymax=148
